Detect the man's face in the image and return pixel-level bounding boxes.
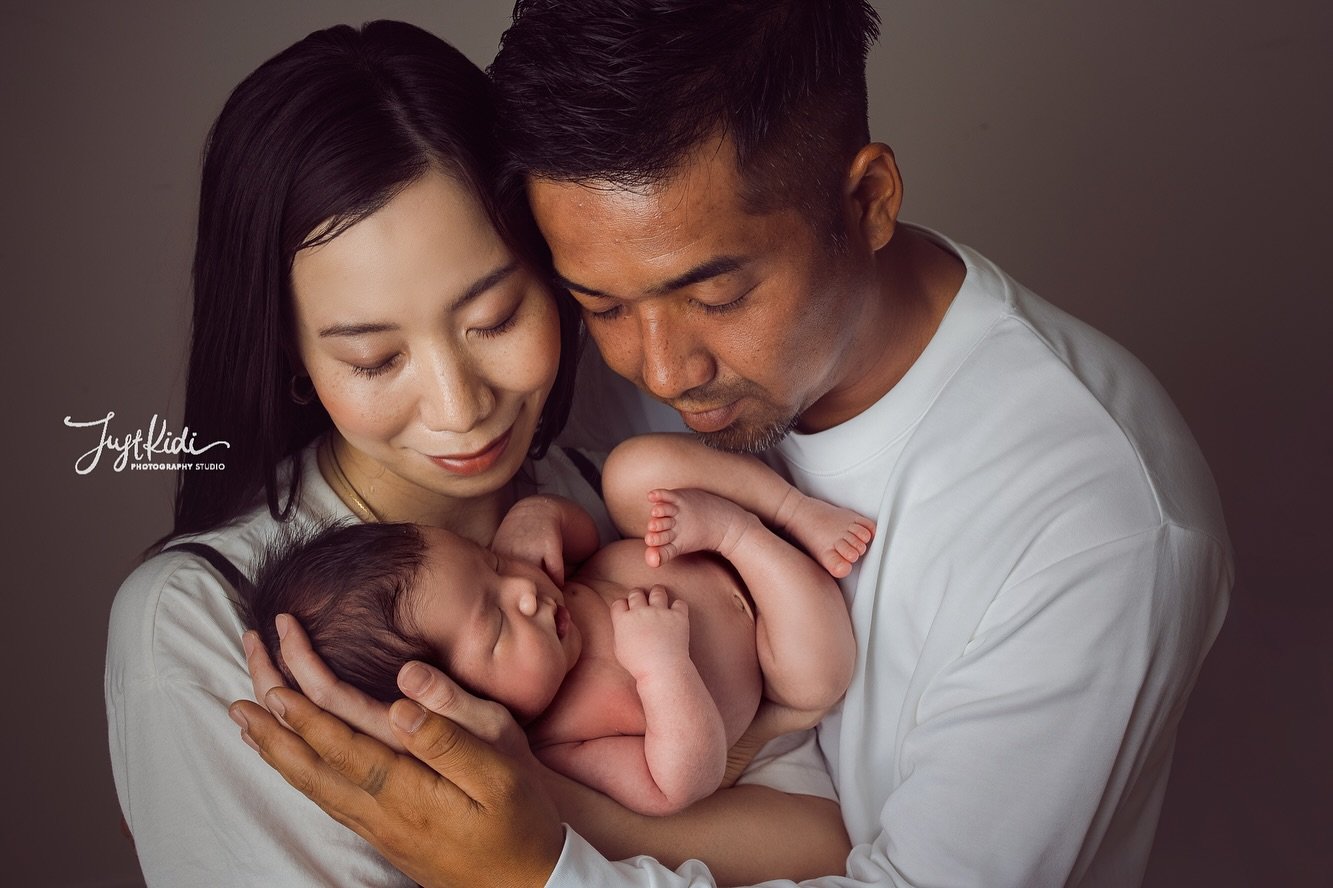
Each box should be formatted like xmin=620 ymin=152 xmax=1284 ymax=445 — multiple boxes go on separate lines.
xmin=528 ymin=140 xmax=871 ymax=451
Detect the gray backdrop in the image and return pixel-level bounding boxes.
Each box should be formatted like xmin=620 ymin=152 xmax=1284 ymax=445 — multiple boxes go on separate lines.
xmin=4 ymin=1 xmax=1329 ymax=885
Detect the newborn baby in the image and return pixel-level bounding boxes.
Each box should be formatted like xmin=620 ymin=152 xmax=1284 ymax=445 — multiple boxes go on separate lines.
xmin=241 ymin=435 xmax=871 ymax=815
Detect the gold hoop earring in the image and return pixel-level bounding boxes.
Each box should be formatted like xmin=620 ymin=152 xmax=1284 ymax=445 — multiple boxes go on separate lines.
xmin=289 ymin=374 xmax=316 ymax=406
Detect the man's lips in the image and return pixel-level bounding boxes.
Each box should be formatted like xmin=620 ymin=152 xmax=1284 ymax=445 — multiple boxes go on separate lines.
xmin=676 ymin=401 xmax=740 ymax=434
xmin=426 ymin=428 xmax=511 ymax=476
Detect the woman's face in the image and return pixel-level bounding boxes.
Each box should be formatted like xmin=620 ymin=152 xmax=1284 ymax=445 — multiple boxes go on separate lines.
xmin=290 ymin=169 xmax=560 ymax=509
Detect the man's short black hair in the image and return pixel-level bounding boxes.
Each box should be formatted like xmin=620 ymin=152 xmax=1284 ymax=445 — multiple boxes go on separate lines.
xmin=491 ymin=0 xmax=881 ymax=240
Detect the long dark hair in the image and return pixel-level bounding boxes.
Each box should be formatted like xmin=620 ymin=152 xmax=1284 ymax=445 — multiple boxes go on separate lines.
xmin=172 ymin=20 xmax=578 ymax=540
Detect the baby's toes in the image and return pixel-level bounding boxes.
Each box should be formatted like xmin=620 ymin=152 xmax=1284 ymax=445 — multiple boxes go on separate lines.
xmin=645 ymin=529 xmax=678 ymax=547
xmin=823 ymin=551 xmax=853 ymax=578
xmin=834 ymin=537 xmax=864 ymax=564
xmin=850 ymin=519 xmax=875 ymax=544
xmin=841 ymin=529 xmax=868 ymax=556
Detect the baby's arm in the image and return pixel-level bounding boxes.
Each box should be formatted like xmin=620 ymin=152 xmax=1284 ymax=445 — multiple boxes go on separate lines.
xmin=492 ymin=494 xmax=601 ymax=584
xmin=645 ymin=488 xmax=855 ymax=714
xmin=603 ymin=433 xmax=873 ymax=578
xmin=538 ymin=587 xmax=727 ymax=816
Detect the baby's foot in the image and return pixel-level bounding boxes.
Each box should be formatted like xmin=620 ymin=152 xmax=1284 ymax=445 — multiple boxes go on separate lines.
xmin=642 ymin=488 xmax=749 ymax=567
xmin=774 ymin=489 xmax=875 ymax=578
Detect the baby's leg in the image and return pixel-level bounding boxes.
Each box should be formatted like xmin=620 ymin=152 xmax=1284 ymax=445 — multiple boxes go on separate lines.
xmin=645 ymin=487 xmax=855 ymax=713
xmin=605 ymin=433 xmax=874 ymax=577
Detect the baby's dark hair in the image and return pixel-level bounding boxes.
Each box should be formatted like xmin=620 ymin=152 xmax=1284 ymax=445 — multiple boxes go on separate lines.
xmin=238 ymin=521 xmax=434 ymax=703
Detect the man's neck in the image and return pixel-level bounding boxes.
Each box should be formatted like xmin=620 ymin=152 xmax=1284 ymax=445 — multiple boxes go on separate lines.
xmin=797 ymin=226 xmax=965 ymax=433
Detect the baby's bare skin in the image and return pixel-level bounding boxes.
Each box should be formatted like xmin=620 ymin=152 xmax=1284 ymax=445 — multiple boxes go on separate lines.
xmin=605 ymin=433 xmax=875 ymax=579
xmin=525 ymin=540 xmax=762 ymax=815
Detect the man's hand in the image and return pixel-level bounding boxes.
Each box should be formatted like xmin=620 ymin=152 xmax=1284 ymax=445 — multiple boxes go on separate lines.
xmin=229 ymin=663 xmax=563 ymax=888
xmin=245 ymin=613 xmax=399 ymax=747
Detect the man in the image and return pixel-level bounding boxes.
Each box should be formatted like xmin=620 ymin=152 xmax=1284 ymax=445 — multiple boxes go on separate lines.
xmin=235 ymin=2 xmax=1232 ymax=885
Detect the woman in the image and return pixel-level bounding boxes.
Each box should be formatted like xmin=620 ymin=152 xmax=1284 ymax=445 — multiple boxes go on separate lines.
xmin=105 ymin=22 xmax=599 ymax=885
xmin=108 ymin=20 xmax=848 ymax=886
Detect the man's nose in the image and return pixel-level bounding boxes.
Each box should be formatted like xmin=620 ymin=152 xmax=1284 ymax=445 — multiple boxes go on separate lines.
xmin=639 ymin=311 xmax=713 ymax=401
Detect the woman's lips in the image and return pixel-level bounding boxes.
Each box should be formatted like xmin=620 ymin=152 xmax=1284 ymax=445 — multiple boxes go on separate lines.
xmin=427 ymin=428 xmax=511 ymax=476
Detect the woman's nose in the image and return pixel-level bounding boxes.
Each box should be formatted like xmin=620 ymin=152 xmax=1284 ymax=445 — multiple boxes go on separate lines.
xmin=417 ymin=351 xmax=495 ymax=433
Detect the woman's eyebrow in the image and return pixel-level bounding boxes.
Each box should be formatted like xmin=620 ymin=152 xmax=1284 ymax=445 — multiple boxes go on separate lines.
xmin=451 ymin=261 xmax=519 ymax=310
xmin=317 ymin=262 xmax=520 ymax=338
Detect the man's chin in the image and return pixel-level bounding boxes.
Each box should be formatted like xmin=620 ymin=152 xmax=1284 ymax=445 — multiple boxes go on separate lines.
xmin=690 ymin=414 xmax=799 ymax=454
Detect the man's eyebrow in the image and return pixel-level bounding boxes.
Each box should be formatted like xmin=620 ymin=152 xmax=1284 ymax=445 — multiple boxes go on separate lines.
xmin=553 ymin=256 xmax=746 ymax=300
xmin=318 ymin=262 xmax=518 ymax=338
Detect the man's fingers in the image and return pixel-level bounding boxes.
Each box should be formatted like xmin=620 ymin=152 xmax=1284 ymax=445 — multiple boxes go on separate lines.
xmin=229 ymin=697 xmax=382 ymax=835
xmin=244 ymin=629 xmax=290 ymax=707
xmin=278 ymin=614 xmax=399 ymax=748
xmin=390 ymin=699 xmax=526 ymax=808
xmin=263 ymin=687 xmax=405 ymax=799
xmin=398 ymin=661 xmax=519 ymax=750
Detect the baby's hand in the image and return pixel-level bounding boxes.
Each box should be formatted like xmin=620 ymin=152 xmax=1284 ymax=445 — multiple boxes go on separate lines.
xmin=493 ymin=495 xmax=567 ymax=584
xmin=610 ymin=586 xmax=691 ymax=681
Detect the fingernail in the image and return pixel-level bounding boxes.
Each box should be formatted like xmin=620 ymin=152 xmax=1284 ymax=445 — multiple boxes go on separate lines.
xmin=276 ymin=613 xmax=290 ymax=639
xmin=392 ymin=700 xmax=428 ymax=734
xmin=229 ymin=706 xmax=249 ymax=731
xmin=399 ymin=661 xmax=430 ymax=695
xmin=241 ymin=631 xmax=256 ymax=658
xmin=240 ymin=730 xmax=260 ymax=753
xmin=265 ymin=689 xmax=287 ymax=718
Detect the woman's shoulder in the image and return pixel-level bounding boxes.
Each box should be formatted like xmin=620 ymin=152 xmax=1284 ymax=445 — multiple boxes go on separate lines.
xmin=108 ymin=444 xmax=342 ymax=682
xmin=107 ymin=512 xmax=274 ymax=682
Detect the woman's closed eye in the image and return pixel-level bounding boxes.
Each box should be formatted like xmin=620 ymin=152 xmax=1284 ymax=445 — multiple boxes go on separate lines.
xmin=473 ymin=307 xmax=521 ymax=339
xmin=348 ymin=353 xmax=402 ymax=378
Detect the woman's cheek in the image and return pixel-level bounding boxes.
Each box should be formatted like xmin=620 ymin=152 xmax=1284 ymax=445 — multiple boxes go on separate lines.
xmin=314 ymin=372 xmax=403 ymax=439
xmin=499 ymin=296 xmax=562 ymax=395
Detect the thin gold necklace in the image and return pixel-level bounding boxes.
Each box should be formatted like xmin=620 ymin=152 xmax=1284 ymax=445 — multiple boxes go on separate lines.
xmin=317 ymin=435 xmax=381 ymax=523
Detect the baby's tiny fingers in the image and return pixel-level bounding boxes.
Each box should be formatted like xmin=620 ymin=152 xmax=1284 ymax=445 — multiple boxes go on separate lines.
xmin=647 ymin=585 xmax=670 ymax=607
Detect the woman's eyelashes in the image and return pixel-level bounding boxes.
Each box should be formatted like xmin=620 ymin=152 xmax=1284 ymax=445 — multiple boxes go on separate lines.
xmin=473 ymin=308 xmax=520 ymax=339
xmin=342 ymin=303 xmax=523 ymax=377
xmin=349 ymin=354 xmax=402 ymax=378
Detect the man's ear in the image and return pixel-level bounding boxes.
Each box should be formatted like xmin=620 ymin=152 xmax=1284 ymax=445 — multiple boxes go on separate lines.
xmin=843 ymin=143 xmax=902 ymax=252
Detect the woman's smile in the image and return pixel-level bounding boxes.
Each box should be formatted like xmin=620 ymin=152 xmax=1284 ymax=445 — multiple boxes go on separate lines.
xmin=424 ymin=426 xmax=513 ymax=476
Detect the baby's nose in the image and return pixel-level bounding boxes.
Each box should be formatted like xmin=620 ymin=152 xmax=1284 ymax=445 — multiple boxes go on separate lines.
xmin=518 ymin=588 xmax=539 ymax=617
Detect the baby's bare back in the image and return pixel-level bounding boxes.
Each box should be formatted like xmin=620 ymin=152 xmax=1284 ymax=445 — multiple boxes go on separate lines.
xmin=527 ymin=540 xmax=763 ymax=753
